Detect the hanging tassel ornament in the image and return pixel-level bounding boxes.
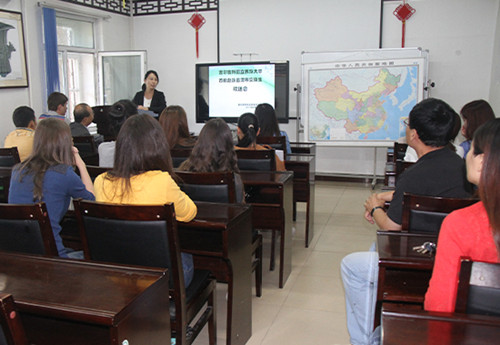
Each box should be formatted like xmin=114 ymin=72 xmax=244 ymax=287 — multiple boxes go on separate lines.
xmin=393 ymin=1 xmax=416 ymax=48
xmin=188 ymin=11 xmax=206 ymax=59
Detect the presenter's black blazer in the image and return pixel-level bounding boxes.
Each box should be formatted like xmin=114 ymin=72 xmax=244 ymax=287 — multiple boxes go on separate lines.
xmin=132 ymin=89 xmax=167 ymax=115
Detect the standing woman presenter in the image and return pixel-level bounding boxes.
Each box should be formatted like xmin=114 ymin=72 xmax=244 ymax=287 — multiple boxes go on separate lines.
xmin=132 ymin=70 xmax=167 ymax=115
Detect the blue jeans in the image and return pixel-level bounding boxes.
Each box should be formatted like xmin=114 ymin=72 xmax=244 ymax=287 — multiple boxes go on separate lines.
xmin=341 ymin=251 xmax=379 ymax=345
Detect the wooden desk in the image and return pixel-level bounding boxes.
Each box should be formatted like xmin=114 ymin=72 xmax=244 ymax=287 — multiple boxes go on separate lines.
xmin=382 ymin=306 xmax=500 ymax=345
xmin=286 ymin=153 xmax=315 ymax=248
xmin=376 ymin=231 xmax=437 ymax=327
xmin=0 ymin=252 xmax=170 ymax=345
xmin=240 ymin=171 xmax=293 ymax=289
xmin=178 ymin=202 xmax=253 ymax=345
xmin=290 ymin=142 xmax=316 ymax=155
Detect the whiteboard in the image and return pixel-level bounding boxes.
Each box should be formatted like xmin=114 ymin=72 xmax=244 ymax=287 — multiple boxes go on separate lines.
xmin=301 ymin=48 xmax=429 ymax=147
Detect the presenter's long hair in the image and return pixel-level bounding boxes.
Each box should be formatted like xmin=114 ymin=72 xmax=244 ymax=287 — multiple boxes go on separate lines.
xmin=236 ymin=112 xmax=260 ymax=148
xmin=16 ymin=118 xmax=74 ymax=201
xmin=255 ymin=103 xmax=280 ymax=137
xmin=159 ymin=105 xmax=196 ymax=149
xmin=473 ymin=118 xmax=500 ymax=254
xmin=104 ymin=114 xmax=175 ymax=201
xmin=179 ymin=118 xmax=239 ymax=173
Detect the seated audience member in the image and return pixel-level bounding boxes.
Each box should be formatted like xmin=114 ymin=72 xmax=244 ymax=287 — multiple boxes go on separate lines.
xmin=179 ymin=118 xmax=244 ymax=202
xmin=404 ymin=111 xmax=464 ymax=162
xmin=70 ymin=103 xmax=104 ymax=146
xmin=4 ymin=106 xmax=36 ymax=161
xmin=458 ymin=99 xmax=495 ymax=158
xmin=159 ymin=105 xmax=196 ymax=149
xmin=39 ymin=92 xmax=70 ymax=124
xmin=8 ymin=118 xmax=95 ymax=258
xmin=98 ymin=99 xmax=137 ymax=167
xmin=425 ymin=118 xmax=500 ymax=312
xmin=255 ymin=103 xmax=291 ymax=155
xmin=234 ymin=112 xmax=286 ymax=171
xmin=341 ymin=98 xmax=472 ymax=345
xmin=93 ymin=114 xmax=196 ymax=286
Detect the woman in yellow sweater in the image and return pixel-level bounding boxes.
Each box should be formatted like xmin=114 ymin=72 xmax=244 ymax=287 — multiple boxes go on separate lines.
xmin=94 ymin=114 xmax=196 ymax=286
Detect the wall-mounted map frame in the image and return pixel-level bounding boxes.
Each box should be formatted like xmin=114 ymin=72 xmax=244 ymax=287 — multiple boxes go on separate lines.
xmin=301 ymin=48 xmax=428 ymax=147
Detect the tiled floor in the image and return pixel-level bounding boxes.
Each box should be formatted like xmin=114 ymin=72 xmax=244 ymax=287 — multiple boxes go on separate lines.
xmin=193 ymin=180 xmax=377 ymax=345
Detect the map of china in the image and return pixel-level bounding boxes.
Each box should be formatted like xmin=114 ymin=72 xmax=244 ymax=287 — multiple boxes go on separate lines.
xmin=314 ymin=69 xmax=401 ymax=135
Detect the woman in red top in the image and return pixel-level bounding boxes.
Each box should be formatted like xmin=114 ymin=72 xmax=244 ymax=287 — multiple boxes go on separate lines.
xmin=424 ymin=118 xmax=500 ymax=312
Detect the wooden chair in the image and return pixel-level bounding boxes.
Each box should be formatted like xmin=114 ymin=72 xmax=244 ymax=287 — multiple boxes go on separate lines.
xmin=72 ymin=136 xmax=99 ymax=166
xmin=73 ymin=200 xmax=216 ymax=345
xmin=0 ymin=293 xmax=28 ymax=345
xmin=0 ymin=202 xmax=58 ymax=256
xmin=176 ymin=170 xmax=263 ymax=297
xmin=85 ymin=165 xmax=111 ymax=182
xmin=0 ymin=167 xmax=12 ymax=203
xmin=456 ymin=258 xmax=500 ymax=317
xmin=236 ymin=149 xmax=276 ymax=171
xmin=257 ymin=136 xmax=287 ymax=160
xmin=0 ymin=148 xmax=20 ymax=167
xmin=401 ymin=193 xmax=478 ymax=234
xmin=171 ymin=148 xmax=193 ymax=168
xmin=91 ymin=105 xmax=113 ymax=140
xmin=393 ymin=142 xmax=408 ymax=162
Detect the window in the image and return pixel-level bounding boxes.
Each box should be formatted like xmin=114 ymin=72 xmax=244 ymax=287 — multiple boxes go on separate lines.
xmin=98 ymin=51 xmax=147 ymax=105
xmin=56 ymin=15 xmax=97 ymax=120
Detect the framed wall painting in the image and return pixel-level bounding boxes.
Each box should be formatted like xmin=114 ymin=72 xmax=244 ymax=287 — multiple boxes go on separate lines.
xmin=0 ymin=10 xmax=28 ymax=88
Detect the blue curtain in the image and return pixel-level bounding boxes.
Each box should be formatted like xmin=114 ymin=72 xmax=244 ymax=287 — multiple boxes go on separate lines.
xmin=43 ymin=8 xmax=60 ymax=96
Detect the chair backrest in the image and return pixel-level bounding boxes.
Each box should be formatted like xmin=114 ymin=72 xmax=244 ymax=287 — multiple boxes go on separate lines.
xmin=85 ymin=165 xmax=111 ymax=182
xmin=0 ymin=148 xmax=20 ymax=168
xmin=236 ymin=149 xmax=276 ymax=171
xmin=401 ymin=193 xmax=479 ymax=234
xmin=393 ymin=142 xmax=408 ymax=162
xmin=170 ymin=148 xmax=193 ymax=168
xmin=0 ymin=293 xmax=28 ymax=345
xmin=73 ymin=200 xmax=184 ymax=291
xmin=0 ymin=202 xmax=58 ymax=256
xmin=72 ymin=136 xmax=98 ymax=166
xmin=456 ymin=258 xmax=500 ymax=317
xmin=0 ymin=168 xmax=12 ymax=204
xmin=91 ymin=105 xmax=113 ymax=139
xmin=257 ymin=136 xmax=287 ymax=160
xmin=72 ymin=136 xmax=97 ymax=154
xmin=176 ymin=171 xmax=236 ymax=203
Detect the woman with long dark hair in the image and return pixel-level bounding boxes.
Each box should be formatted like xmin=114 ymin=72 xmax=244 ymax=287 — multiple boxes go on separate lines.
xmin=255 ymin=103 xmax=291 ymax=154
xmin=235 ymin=112 xmax=285 ymax=171
xmin=132 ymin=70 xmax=167 ymax=115
xmin=425 ymin=118 xmax=500 ymax=312
xmin=94 ymin=114 xmax=196 ymax=286
xmin=179 ymin=118 xmax=244 ymax=202
xmin=9 ymin=118 xmax=95 ymax=258
xmin=159 ymin=105 xmax=196 ymax=149
xmin=458 ymin=99 xmax=495 ymax=158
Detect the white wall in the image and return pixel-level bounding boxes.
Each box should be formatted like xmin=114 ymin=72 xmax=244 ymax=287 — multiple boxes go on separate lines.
xmin=489 ymin=3 xmax=500 ymax=114
xmin=2 ymin=0 xmax=498 ymax=176
xmin=0 ymin=0 xmax=132 ymax=142
xmin=382 ymin=0 xmax=499 ymax=113
xmin=131 ymin=0 xmax=499 ymax=176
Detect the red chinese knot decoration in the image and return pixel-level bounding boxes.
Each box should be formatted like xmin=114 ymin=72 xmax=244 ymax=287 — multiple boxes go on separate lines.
xmin=188 ymin=12 xmax=206 ymax=58
xmin=393 ymin=1 xmax=415 ymax=48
